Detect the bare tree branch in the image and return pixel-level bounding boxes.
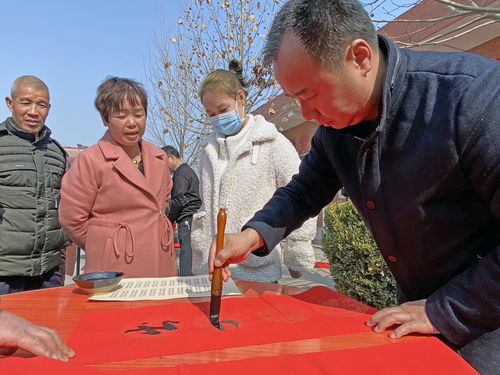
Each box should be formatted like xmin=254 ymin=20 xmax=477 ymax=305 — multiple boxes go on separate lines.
xmin=399 ymin=17 xmax=495 ymax=47
xmin=435 ymin=0 xmax=500 ymax=14
xmin=368 ymin=0 xmax=500 ymax=50
xmin=372 ymin=12 xmax=465 ymax=23
xmin=146 ymin=0 xmax=283 ymax=167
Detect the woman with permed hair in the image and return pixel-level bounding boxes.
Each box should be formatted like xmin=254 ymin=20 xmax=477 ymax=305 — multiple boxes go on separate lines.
xmin=59 ymin=77 xmax=176 ymax=277
xmin=191 ymin=60 xmax=316 ymax=283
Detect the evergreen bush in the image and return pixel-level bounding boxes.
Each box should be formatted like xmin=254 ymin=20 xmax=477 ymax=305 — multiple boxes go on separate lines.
xmin=322 ymin=200 xmax=397 ymax=309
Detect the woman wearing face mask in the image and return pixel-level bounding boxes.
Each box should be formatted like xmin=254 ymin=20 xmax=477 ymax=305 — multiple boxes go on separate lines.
xmin=191 ymin=60 xmax=316 ymax=283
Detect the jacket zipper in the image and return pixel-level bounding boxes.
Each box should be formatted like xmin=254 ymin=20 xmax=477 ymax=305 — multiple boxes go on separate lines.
xmin=355 ymin=43 xmax=400 ymax=239
xmin=390 ymin=48 xmax=401 ymax=95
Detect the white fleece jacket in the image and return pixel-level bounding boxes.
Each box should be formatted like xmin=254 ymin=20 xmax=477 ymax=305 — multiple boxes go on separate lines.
xmin=191 ymin=114 xmax=316 ymax=282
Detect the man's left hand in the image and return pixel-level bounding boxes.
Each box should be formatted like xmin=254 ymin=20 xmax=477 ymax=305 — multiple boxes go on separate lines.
xmin=366 ymin=299 xmax=440 ymax=338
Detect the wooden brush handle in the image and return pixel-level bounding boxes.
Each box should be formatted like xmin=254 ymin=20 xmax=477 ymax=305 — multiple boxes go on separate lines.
xmin=216 ymin=208 xmax=227 ymax=253
xmin=211 ymin=208 xmax=227 ymax=296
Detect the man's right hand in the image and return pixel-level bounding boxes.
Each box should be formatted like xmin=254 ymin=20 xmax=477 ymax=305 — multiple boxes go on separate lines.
xmin=208 ymin=228 xmax=264 ymax=281
xmin=0 ymin=309 xmax=75 ymax=361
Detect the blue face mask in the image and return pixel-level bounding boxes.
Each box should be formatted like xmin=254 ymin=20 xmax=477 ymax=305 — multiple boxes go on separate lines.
xmin=209 ymin=107 xmax=243 ymax=136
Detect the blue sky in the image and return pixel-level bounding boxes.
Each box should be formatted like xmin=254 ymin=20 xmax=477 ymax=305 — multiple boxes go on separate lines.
xmin=0 ymin=0 xmax=178 ymax=147
xmin=0 ymin=0 xmax=406 ymax=147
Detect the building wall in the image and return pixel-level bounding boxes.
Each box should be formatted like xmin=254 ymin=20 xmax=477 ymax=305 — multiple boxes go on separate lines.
xmin=378 ymin=0 xmax=500 ymax=59
xmin=282 ymin=121 xmax=318 ymax=156
xmin=468 ymin=36 xmax=500 ymax=59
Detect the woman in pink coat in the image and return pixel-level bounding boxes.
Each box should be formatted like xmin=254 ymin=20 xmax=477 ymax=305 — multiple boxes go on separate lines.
xmin=59 ymin=77 xmax=176 ymax=278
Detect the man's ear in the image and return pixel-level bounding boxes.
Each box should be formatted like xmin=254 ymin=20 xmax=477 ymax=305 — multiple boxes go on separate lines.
xmin=345 ymin=39 xmax=374 ymax=77
xmin=5 ymin=96 xmax=13 ymax=112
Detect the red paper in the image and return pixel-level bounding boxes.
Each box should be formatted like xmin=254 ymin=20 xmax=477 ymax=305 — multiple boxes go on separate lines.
xmin=292 ymin=286 xmax=377 ymax=314
xmin=0 ymin=339 xmax=477 ymax=374
xmin=68 ymin=289 xmax=373 ymax=364
xmin=314 ymin=261 xmax=331 ymax=268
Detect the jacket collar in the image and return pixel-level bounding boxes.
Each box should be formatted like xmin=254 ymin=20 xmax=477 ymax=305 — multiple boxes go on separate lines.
xmin=98 ymin=131 xmax=166 ymax=204
xmin=201 ymin=114 xmax=278 ymax=173
xmin=202 ymin=114 xmax=277 ymax=149
xmin=4 ymin=117 xmax=52 ymax=145
xmin=98 ymin=130 xmax=166 ymax=159
xmin=377 ymin=34 xmax=405 ymax=134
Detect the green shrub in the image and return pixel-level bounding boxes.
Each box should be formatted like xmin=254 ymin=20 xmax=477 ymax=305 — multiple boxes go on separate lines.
xmin=322 ymin=200 xmax=397 ymax=309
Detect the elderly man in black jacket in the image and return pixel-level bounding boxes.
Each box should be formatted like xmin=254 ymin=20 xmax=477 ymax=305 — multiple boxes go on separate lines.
xmin=207 ymin=0 xmax=500 ymax=373
xmin=162 ymin=146 xmax=202 ymax=276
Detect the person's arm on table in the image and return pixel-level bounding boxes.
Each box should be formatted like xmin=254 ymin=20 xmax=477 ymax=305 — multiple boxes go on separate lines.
xmin=368 ymin=71 xmax=500 ymax=346
xmin=0 ymin=310 xmax=75 ymax=361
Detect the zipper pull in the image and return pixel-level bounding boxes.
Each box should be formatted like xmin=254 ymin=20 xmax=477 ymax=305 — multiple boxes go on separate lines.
xmin=251 ymin=143 xmax=259 ymax=164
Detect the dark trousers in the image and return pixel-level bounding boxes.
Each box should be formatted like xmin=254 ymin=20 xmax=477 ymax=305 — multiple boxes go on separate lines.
xmin=177 ymin=216 xmax=193 ymax=276
xmin=456 ymin=327 xmax=500 ymax=375
xmin=0 ymin=267 xmax=62 ymax=295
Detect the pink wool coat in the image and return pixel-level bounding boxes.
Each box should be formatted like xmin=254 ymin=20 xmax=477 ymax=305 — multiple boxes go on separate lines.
xmin=59 ymin=132 xmax=176 ymax=278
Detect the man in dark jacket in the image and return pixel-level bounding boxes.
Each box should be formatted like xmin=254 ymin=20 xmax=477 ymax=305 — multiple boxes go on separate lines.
xmin=208 ymin=0 xmax=499 ymax=373
xmin=0 ymin=75 xmax=69 ymax=294
xmin=162 ymin=146 xmax=202 ymax=276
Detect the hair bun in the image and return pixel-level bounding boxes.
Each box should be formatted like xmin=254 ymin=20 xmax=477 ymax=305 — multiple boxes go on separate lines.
xmin=228 ymin=59 xmax=249 ymax=88
xmin=228 ymin=59 xmax=242 ymax=74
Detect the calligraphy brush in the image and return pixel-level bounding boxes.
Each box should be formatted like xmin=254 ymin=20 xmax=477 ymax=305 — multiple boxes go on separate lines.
xmin=209 ymin=207 xmax=227 ymax=329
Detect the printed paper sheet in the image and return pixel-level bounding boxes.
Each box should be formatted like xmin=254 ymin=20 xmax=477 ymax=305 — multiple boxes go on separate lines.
xmin=89 ymin=275 xmax=241 ymax=301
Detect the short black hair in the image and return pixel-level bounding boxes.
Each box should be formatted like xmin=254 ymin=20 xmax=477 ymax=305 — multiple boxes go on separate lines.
xmin=162 ymin=145 xmax=180 ymax=158
xmin=264 ymin=0 xmax=377 ymax=69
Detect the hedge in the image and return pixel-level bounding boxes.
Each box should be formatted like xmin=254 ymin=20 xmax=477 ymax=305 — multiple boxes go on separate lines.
xmin=322 ymin=200 xmax=397 ymax=309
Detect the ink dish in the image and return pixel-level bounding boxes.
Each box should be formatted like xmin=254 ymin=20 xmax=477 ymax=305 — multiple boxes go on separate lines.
xmin=73 ymin=271 xmax=124 ymax=294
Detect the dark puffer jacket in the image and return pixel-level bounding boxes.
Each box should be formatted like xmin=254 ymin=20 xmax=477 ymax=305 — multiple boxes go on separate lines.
xmin=0 ymin=117 xmax=69 ymax=276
